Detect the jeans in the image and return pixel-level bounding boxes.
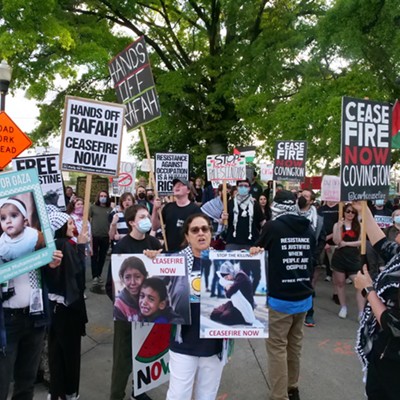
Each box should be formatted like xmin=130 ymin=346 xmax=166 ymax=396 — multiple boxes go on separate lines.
xmin=0 ymin=311 xmax=46 ymax=400
xmin=91 ymin=236 xmax=110 ymax=278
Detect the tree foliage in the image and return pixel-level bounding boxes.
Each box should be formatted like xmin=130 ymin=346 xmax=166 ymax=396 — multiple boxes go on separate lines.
xmin=0 ymin=0 xmax=399 ymax=175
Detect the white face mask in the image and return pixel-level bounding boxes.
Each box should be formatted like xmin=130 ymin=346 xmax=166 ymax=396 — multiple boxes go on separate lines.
xmin=137 ymin=217 xmax=152 ymax=233
xmin=394 ymin=216 xmax=400 ymax=225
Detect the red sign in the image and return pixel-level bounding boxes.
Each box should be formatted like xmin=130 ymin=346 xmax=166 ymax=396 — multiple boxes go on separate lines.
xmin=0 ymin=112 xmax=32 ymax=169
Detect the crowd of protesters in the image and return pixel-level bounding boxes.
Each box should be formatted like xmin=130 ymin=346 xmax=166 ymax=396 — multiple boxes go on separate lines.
xmin=0 ymin=172 xmax=399 ymax=400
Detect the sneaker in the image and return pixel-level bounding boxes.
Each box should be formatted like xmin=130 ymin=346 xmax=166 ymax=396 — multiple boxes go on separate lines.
xmin=131 ymin=392 xmax=153 ymax=400
xmin=332 ymin=294 xmax=340 ymax=305
xmin=324 ymin=276 xmax=332 ymax=282
xmin=98 ymin=276 xmax=104 ymax=284
xmin=92 ymin=277 xmax=99 ymax=285
xmin=90 ymin=285 xmax=106 ymax=294
xmin=304 ymin=314 xmax=315 ymax=327
xmin=345 ymin=278 xmax=352 ymax=284
xmin=288 ymin=387 xmax=300 ymax=400
xmin=338 ymin=306 xmax=347 ymax=319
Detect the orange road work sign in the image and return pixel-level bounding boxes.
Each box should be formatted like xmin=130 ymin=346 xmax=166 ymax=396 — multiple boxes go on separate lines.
xmin=0 ymin=112 xmax=32 ymax=169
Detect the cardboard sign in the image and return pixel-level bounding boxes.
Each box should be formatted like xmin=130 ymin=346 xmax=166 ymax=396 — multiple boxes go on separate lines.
xmin=155 ymin=153 xmax=189 ymax=195
xmin=206 ymin=154 xmax=246 ymax=188
xmin=273 ymin=140 xmax=307 ymax=181
xmin=60 ymin=96 xmax=125 ymax=176
xmin=260 ymin=163 xmax=273 ymax=182
xmin=200 ymin=250 xmax=268 ymax=339
xmin=340 ymin=97 xmax=391 ymax=202
xmin=0 ymin=112 xmax=32 ymax=169
xmin=0 ymin=168 xmax=56 ymax=283
xmin=12 ymin=154 xmax=66 ymax=210
xmin=374 ymin=215 xmax=392 ymax=229
xmin=111 ymin=161 xmax=137 ymax=196
xmin=108 ymin=37 xmax=161 ymax=131
xmin=132 ymin=323 xmax=171 ymax=396
xmin=320 ymin=175 xmax=340 ymax=202
xmin=111 ymin=253 xmax=190 ymax=324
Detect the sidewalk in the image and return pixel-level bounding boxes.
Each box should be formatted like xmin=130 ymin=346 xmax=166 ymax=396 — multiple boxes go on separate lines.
xmin=31 ymin=269 xmax=365 ymax=400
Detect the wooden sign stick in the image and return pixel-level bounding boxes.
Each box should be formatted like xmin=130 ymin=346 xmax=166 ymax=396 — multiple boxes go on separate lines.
xmin=140 ymin=126 xmax=168 ymax=250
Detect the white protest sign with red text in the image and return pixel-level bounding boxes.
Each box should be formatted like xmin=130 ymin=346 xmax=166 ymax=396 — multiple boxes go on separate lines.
xmin=320 ymin=175 xmax=340 ymax=202
xmin=206 ymin=154 xmax=246 ymax=188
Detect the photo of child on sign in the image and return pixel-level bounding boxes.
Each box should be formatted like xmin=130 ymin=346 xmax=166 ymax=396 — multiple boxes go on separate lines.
xmin=200 ymin=250 xmax=268 ymax=338
xmin=111 ymin=253 xmax=190 ymax=324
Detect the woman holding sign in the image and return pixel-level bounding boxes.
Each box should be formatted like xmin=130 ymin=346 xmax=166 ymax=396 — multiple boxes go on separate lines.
xmin=353 ymin=202 xmax=400 ymax=400
xmin=167 ymin=214 xmax=229 ymax=400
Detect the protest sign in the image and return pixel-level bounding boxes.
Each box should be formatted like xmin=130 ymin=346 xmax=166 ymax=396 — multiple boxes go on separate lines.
xmin=12 ymin=154 xmax=66 ymax=210
xmin=111 ymin=253 xmax=190 ymax=324
xmin=60 ymin=96 xmax=125 ymax=176
xmin=260 ymin=163 xmax=273 ymax=182
xmin=273 ymin=140 xmax=307 ymax=181
xmin=374 ymin=215 xmax=393 ymax=229
xmin=0 ymin=169 xmax=56 ymax=283
xmin=206 ymin=154 xmax=246 ymax=188
xmin=0 ymin=112 xmax=32 ymax=169
xmin=111 ymin=161 xmax=137 ymax=196
xmin=200 ymin=250 xmax=268 ymax=339
xmin=155 ymin=153 xmax=189 ymax=195
xmin=320 ymin=175 xmax=341 ymax=202
xmin=132 ymin=323 xmax=171 ymax=396
xmin=108 ymin=36 xmax=161 ymax=131
xmin=340 ymin=97 xmax=391 ymax=202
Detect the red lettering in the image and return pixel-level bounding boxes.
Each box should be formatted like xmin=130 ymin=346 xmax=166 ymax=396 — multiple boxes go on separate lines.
xmin=150 ymin=361 xmax=161 ymax=380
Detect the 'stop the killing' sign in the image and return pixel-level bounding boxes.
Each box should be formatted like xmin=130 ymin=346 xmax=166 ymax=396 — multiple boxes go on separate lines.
xmin=108 ymin=36 xmax=161 ymax=131
xmin=340 ymin=96 xmax=391 ymax=202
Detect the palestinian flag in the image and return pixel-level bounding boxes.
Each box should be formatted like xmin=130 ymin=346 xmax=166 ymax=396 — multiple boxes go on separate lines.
xmin=392 ymin=100 xmax=400 ymax=149
xmin=233 ymin=146 xmax=256 ymax=163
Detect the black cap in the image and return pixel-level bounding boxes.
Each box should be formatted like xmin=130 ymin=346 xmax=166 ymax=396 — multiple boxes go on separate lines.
xmin=237 ymin=178 xmax=250 ymax=185
xmin=172 ymin=178 xmax=190 ymax=188
xmin=273 ymin=190 xmax=296 ymax=206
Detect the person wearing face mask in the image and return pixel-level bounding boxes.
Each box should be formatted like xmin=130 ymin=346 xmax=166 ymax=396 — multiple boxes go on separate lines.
xmin=221 ymin=178 xmax=265 ymax=294
xmin=384 ymin=209 xmax=400 ymax=242
xmin=372 ymin=198 xmax=392 ymax=229
xmin=107 ymin=204 xmax=162 ymax=400
xmin=89 ymin=191 xmax=112 ymax=294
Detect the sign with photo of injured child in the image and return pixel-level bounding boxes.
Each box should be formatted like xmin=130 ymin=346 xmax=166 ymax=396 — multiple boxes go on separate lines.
xmin=60 ymin=96 xmax=125 ymax=176
xmin=206 ymin=154 xmax=246 ymax=189
xmin=340 ymin=96 xmax=391 ymax=202
xmin=0 ymin=168 xmax=56 ymax=283
xmin=200 ymin=250 xmax=268 ymax=339
xmin=132 ymin=323 xmax=171 ymax=397
xmin=273 ymin=140 xmax=307 ymax=181
xmin=12 ymin=154 xmax=66 ymax=211
xmin=111 ymin=253 xmax=190 ymax=324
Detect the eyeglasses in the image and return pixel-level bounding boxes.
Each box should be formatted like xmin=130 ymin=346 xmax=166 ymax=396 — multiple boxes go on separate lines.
xmin=189 ymin=225 xmax=211 ymax=234
xmin=345 ymin=210 xmax=356 ymax=214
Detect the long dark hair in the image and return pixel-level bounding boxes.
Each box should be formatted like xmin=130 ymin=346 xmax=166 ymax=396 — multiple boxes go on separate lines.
xmin=95 ymin=190 xmax=111 ymax=207
xmin=343 ymin=203 xmax=361 ymax=238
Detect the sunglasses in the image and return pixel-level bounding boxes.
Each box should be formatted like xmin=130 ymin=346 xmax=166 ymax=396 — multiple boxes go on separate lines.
xmin=189 ymin=225 xmax=211 ymax=234
xmin=345 ymin=210 xmax=356 ymax=214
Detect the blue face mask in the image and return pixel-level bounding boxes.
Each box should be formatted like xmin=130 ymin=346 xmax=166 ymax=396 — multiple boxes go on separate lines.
xmin=99 ymin=196 xmax=107 ymax=204
xmin=137 ymin=217 xmax=152 ymax=233
xmin=238 ymin=186 xmax=250 ymax=196
xmin=394 ymin=216 xmax=400 ymax=224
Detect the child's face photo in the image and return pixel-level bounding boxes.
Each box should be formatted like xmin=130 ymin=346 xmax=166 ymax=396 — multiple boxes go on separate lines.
xmin=122 ymin=268 xmax=146 ymax=296
xmin=0 ymin=204 xmax=27 ymax=239
xmin=139 ymin=286 xmax=166 ymax=317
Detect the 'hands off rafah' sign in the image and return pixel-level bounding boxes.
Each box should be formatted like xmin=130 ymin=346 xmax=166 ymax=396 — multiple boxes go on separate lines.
xmin=340 ymin=97 xmax=391 ymax=202
xmin=273 ymin=140 xmax=307 ymax=181
xmin=60 ymin=96 xmax=125 ymax=176
xmin=206 ymin=154 xmax=246 ymax=188
xmin=108 ymin=36 xmax=161 ymax=131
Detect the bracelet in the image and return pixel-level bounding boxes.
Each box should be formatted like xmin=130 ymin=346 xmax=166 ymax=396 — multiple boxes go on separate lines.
xmin=362 ymin=286 xmax=375 ymax=298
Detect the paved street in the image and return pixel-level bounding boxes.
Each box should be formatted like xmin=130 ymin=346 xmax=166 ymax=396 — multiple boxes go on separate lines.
xmin=29 ymin=267 xmax=365 ymax=400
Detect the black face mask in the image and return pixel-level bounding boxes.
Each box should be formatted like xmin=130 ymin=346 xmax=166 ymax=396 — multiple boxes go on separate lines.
xmin=297 ymin=196 xmax=307 ymax=209
xmin=138 ymin=193 xmax=146 ymax=200
xmin=147 ymin=195 xmax=154 ymax=201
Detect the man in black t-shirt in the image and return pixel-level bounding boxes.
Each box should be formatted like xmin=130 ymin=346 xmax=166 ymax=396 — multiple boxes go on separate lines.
xmin=152 ymin=178 xmax=201 ymax=252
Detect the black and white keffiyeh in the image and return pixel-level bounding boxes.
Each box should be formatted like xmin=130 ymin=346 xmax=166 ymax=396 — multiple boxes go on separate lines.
xmin=232 ymin=194 xmax=254 ymax=240
xmin=356 ymin=244 xmax=400 ymax=373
